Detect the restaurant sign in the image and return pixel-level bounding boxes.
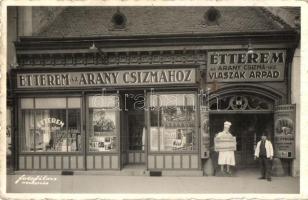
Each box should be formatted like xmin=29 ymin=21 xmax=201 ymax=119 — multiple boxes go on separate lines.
xmin=17 ymin=68 xmax=196 ymax=88
xmin=207 ymin=50 xmax=286 ymax=82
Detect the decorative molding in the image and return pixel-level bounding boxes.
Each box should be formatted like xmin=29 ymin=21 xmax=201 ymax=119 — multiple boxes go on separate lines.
xmin=209 ymin=94 xmax=274 ymax=111
xmin=16 ymin=50 xmax=206 ymax=68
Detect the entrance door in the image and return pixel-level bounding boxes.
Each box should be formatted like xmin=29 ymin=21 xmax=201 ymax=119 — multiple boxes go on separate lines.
xmin=209 ymin=113 xmax=274 ymax=169
xmin=121 ymin=92 xmax=146 ymax=167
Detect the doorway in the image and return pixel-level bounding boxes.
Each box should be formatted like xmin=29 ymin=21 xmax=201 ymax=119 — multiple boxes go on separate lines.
xmin=121 ymin=91 xmax=146 ymax=168
xmin=209 ymin=113 xmax=274 ymax=169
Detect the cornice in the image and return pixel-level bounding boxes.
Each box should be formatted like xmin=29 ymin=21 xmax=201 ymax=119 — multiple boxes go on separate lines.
xmin=16 ymin=50 xmax=207 ymax=69
xmin=15 ymin=31 xmax=299 ymax=51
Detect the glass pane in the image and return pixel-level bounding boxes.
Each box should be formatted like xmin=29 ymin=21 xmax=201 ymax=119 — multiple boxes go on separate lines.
xmin=35 ymin=98 xmax=66 ymax=109
xmin=149 ymin=94 xmax=159 ymax=107
xmin=159 ymin=94 xmax=186 ymax=106
xmin=150 ymin=110 xmax=160 ymax=126
xmin=21 ymin=110 xmax=35 ymax=152
xmin=68 ymin=98 xmax=81 ymax=108
xmin=89 ymin=109 xmax=117 ymax=152
xmin=21 ymin=98 xmax=34 ymax=109
xmin=161 ymin=106 xmax=195 ymax=127
xmin=160 ymin=128 xmax=195 ymax=151
xmin=89 ymin=95 xmax=119 ymax=108
xmin=185 ymin=94 xmax=196 ymax=106
xmin=35 ymin=109 xmax=67 ymax=152
xmin=150 ymin=127 xmax=159 ymax=151
xmin=148 ymin=93 xmax=197 ymax=152
xmin=68 ymin=109 xmax=81 ymax=152
xmin=149 ymin=96 xmax=160 ymax=151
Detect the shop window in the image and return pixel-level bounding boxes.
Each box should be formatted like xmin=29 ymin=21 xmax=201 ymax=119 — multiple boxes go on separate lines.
xmin=88 ymin=95 xmax=119 ymax=152
xmin=20 ymin=97 xmax=81 ymax=152
xmin=149 ymin=93 xmax=197 ymax=152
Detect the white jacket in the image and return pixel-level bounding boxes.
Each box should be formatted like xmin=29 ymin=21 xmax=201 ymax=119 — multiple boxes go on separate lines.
xmin=254 ymin=140 xmax=274 ymax=158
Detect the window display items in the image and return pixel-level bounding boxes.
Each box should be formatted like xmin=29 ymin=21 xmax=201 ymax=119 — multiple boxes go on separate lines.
xmin=21 ymin=106 xmax=81 ymax=153
xmin=215 ymin=121 xmax=236 ymax=175
xmin=89 ymin=109 xmax=117 ymax=152
xmin=149 ymin=93 xmax=197 ymax=152
xmin=93 ymin=110 xmax=116 ymax=132
xmin=162 ymin=106 xmax=195 ymax=127
xmin=162 ymin=128 xmax=194 ymax=151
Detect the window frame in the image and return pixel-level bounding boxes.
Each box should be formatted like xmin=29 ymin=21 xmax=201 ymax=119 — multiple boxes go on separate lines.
xmin=147 ymin=91 xmax=199 ymax=153
xmin=18 ymin=96 xmax=83 ymax=155
xmin=86 ymin=94 xmax=121 ymax=154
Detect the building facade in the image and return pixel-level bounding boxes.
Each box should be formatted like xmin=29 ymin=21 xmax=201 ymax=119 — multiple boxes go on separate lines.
xmin=7 ymin=7 xmax=300 ymax=176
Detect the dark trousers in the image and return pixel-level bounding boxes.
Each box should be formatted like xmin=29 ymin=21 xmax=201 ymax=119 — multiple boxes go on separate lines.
xmin=259 ymin=156 xmax=272 ymax=179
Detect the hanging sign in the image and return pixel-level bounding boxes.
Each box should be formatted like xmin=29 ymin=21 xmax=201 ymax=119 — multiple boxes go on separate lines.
xmin=207 ymin=50 xmax=286 ymax=82
xmin=16 ymin=68 xmax=196 ymax=88
xmin=274 ymin=104 xmax=296 ymax=158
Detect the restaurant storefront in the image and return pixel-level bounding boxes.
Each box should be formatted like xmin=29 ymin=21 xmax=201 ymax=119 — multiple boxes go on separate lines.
xmin=13 ymin=66 xmax=201 ymax=172
xmin=8 ymin=7 xmax=299 ymax=176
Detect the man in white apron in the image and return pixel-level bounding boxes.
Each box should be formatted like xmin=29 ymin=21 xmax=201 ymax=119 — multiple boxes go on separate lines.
xmin=216 ymin=121 xmax=235 ymax=174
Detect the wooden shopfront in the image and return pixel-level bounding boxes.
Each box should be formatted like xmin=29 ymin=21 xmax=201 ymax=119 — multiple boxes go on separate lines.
xmin=10 ymin=28 xmax=298 ymax=175
xmin=12 ymin=64 xmax=202 ymax=172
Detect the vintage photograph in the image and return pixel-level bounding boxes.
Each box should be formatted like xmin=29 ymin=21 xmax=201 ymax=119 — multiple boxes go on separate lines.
xmin=3 ymin=3 xmax=303 ymax=198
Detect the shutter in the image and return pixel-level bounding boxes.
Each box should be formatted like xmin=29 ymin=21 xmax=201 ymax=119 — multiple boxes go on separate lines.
xmin=274 ymin=104 xmax=296 ymax=158
xmin=200 ymin=106 xmax=210 ymax=159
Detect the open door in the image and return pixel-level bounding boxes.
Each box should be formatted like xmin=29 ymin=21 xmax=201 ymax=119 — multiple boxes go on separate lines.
xmin=120 ymin=91 xmax=146 ymax=169
xmin=274 ymin=104 xmax=296 ymax=159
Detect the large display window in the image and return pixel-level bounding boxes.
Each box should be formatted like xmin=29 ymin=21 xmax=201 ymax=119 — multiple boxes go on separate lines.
xmin=20 ymin=97 xmax=82 ymax=152
xmin=88 ymin=95 xmax=119 ymax=152
xmin=149 ymin=93 xmax=197 ymax=152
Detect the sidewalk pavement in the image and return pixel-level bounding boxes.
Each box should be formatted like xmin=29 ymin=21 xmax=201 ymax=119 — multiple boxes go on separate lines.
xmin=6 ymin=169 xmax=299 ymax=194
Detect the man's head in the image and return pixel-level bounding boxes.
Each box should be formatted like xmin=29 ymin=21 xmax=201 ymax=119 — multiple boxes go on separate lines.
xmin=261 ymin=134 xmax=267 ymax=141
xmin=223 ymin=121 xmax=232 ymax=131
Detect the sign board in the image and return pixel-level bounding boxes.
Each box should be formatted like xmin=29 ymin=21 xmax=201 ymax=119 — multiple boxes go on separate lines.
xmin=200 ymin=106 xmax=210 ymax=158
xmin=274 ymin=104 xmax=296 ymax=158
xmin=17 ymin=68 xmax=196 ymax=88
xmin=207 ymin=50 xmax=286 ymax=82
xmin=214 ymin=136 xmax=237 ymax=152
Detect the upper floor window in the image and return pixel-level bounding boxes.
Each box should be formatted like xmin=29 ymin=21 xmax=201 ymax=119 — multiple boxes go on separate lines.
xmin=111 ymin=11 xmax=127 ymax=29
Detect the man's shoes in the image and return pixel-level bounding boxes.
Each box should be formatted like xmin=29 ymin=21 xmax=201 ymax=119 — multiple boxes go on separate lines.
xmin=258 ymin=177 xmax=266 ymax=179
xmin=267 ymin=178 xmax=272 ymax=181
